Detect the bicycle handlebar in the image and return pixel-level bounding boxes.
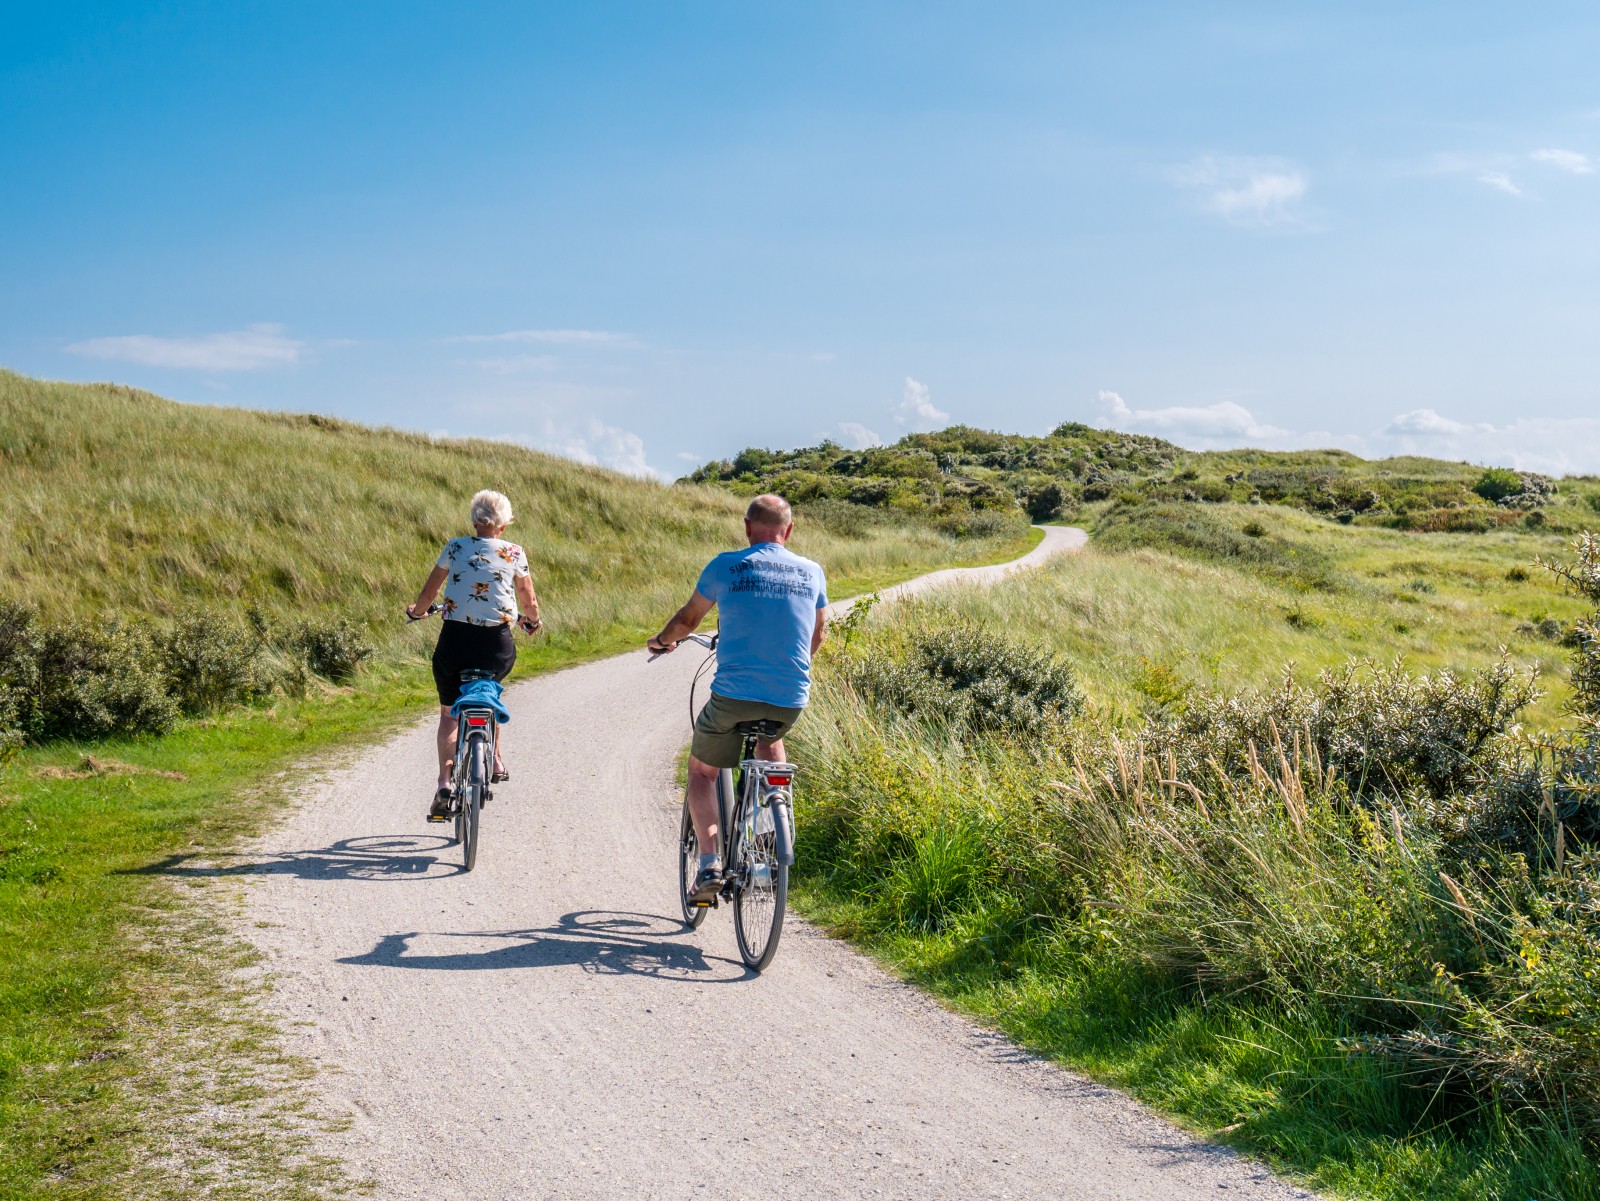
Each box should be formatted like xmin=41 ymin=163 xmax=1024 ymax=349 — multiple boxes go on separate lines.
xmin=647 ymin=631 xmax=717 ymax=662
xmin=405 ymin=603 xmax=541 ymax=636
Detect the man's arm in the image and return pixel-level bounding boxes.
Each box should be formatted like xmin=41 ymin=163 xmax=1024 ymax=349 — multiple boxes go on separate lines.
xmin=648 ymin=591 xmax=715 ymax=653
xmin=810 ymin=607 xmax=828 ymax=656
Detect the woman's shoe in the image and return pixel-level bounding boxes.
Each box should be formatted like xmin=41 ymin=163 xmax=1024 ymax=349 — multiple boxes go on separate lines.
xmin=491 ymin=766 xmax=510 ymax=783
xmin=427 ymin=788 xmax=452 ymax=822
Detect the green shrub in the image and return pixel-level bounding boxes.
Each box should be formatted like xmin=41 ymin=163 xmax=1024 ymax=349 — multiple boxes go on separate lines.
xmin=0 ymin=600 xmax=43 ymax=742
xmin=1475 ymin=466 xmax=1522 ymax=502
xmin=156 ymin=612 xmax=275 ymax=715
xmin=276 ymin=618 xmax=373 ymax=682
xmin=34 ymin=622 xmax=180 ymax=740
xmin=835 ymin=617 xmax=1082 ymax=741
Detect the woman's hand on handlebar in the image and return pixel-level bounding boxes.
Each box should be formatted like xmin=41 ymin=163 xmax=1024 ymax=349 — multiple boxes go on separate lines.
xmin=405 ymin=603 xmax=440 ymax=622
xmin=518 ymin=615 xmax=542 ymax=636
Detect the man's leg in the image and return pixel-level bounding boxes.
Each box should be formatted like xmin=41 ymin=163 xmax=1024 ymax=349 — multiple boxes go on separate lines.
xmin=435 ymin=707 xmax=457 ymax=789
xmin=686 ymin=754 xmax=722 ymax=856
xmin=755 ymin=737 xmax=786 ymax=763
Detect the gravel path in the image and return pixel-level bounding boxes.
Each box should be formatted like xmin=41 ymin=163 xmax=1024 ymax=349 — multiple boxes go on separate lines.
xmin=239 ymin=526 xmax=1316 ymax=1200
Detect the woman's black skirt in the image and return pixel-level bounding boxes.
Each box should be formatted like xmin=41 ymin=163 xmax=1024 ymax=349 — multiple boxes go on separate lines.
xmin=432 ymin=620 xmax=516 ymax=706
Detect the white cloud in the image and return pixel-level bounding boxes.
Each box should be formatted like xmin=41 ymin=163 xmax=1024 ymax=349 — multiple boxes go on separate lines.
xmin=810 ymin=351 xmax=837 ymax=363
xmin=66 ymin=324 xmax=303 ymax=371
xmin=1384 ymin=408 xmax=1492 ymax=437
xmin=894 ymin=377 xmax=949 ymax=430
xmin=457 ymin=354 xmax=559 ymax=376
xmin=1477 ymin=171 xmax=1526 ymax=197
xmin=1380 ymin=409 xmax=1600 ymax=473
xmin=1174 ymin=156 xmax=1309 ymax=227
xmin=538 ymin=416 xmax=660 ymax=479
xmin=1531 ymin=147 xmax=1595 ymax=175
xmin=1098 ymin=390 xmax=1289 ymax=445
xmin=443 ymin=329 xmax=637 ymax=346
xmin=838 ymin=421 xmax=883 ymax=449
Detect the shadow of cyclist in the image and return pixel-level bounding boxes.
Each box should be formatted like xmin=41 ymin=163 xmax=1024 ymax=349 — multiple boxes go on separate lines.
xmin=337 ymin=910 xmax=752 ymax=982
xmin=121 ymin=834 xmax=466 ymax=882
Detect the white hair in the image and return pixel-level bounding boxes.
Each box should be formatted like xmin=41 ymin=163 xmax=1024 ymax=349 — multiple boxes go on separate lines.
xmin=470 ymin=489 xmax=514 ymax=530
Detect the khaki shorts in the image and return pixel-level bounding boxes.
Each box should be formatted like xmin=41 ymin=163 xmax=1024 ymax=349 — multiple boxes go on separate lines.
xmin=691 ymin=692 xmax=804 ymax=769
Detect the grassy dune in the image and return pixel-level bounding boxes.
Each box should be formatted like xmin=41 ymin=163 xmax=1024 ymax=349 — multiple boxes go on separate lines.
xmin=0 ymin=368 xmax=1033 ymax=1199
xmin=937 ymin=504 xmax=1587 ymax=728
xmin=0 ymin=370 xmax=1015 ymax=634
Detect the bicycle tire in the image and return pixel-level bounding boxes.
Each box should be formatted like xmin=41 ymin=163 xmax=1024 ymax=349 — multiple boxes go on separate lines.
xmin=677 ymin=798 xmax=708 ymax=929
xmin=732 ymin=789 xmax=788 ymax=972
xmin=461 ymin=736 xmax=485 ymax=872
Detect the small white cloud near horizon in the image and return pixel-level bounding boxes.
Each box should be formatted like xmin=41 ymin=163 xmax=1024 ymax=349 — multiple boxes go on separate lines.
xmin=1174 ymin=156 xmax=1309 ymax=227
xmin=1098 ymin=390 xmax=1289 ymax=445
xmin=66 ymin=324 xmax=303 ymax=371
xmin=1381 ymin=408 xmax=1600 ymax=474
xmin=537 ymin=416 xmax=660 ymax=480
xmin=443 ymin=329 xmax=638 ymax=347
xmin=1477 ymin=171 xmax=1526 ymax=198
xmin=838 ymin=421 xmax=883 ymax=449
xmin=1531 ymin=147 xmax=1595 ymax=175
xmin=810 ymin=351 xmax=837 ymax=363
xmin=457 ymin=354 xmax=559 ymax=376
xmin=894 ymin=377 xmax=949 ymax=431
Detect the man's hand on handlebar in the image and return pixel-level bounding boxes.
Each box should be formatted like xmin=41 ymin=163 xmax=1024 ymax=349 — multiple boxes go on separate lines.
xmin=646 ymin=635 xmax=676 ymax=656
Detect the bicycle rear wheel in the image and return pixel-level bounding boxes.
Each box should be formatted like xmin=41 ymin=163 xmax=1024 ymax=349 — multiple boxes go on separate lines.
xmin=461 ymin=736 xmax=485 ymax=872
xmin=732 ymin=796 xmax=787 ymax=972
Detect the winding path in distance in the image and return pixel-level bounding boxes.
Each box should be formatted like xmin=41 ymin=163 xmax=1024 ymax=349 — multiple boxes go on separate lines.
xmin=235 ymin=524 xmax=1315 ymax=1200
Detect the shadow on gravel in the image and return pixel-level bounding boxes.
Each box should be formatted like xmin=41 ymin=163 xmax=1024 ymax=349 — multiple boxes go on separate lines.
xmin=338 ymin=910 xmax=753 ymax=982
xmin=123 ymin=834 xmax=466 ymax=882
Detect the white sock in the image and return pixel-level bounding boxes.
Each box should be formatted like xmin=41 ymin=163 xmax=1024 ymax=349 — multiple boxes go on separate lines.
xmin=698 ymin=852 xmax=720 ymax=872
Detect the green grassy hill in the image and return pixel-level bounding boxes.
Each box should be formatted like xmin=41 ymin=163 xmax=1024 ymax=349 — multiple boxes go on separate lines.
xmin=690 ymin=422 xmax=1599 ymax=535
xmin=0 ymin=370 xmax=1021 ymax=633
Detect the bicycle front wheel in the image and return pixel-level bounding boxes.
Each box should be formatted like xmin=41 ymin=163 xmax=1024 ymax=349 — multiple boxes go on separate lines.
xmin=461 ymin=737 xmax=485 ymax=872
xmin=677 ymin=798 xmax=708 ymax=929
xmin=732 ymin=808 xmax=787 ymax=972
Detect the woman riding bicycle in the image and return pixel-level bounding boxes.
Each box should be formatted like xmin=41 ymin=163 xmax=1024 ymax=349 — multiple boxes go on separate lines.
xmin=406 ymin=489 xmax=542 ymax=820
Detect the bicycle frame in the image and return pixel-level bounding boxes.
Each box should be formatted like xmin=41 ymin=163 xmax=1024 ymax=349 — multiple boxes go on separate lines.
xmin=715 ymin=735 xmax=797 ymax=884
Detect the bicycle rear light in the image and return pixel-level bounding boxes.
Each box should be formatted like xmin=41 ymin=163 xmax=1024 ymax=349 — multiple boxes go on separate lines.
xmin=465 ymin=716 xmax=489 ymax=727
xmin=765 ymin=773 xmax=792 ymax=786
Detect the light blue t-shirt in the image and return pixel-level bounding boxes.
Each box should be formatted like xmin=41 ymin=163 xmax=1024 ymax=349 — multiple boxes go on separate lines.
xmin=695 ymin=543 xmax=828 ymax=709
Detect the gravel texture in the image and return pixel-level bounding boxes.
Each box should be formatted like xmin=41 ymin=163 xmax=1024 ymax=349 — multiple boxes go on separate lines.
xmin=240 ymin=526 xmax=1318 ymax=1200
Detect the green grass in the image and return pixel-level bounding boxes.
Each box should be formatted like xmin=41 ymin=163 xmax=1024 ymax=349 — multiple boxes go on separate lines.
xmin=934 ymin=503 xmax=1586 ymax=728
xmin=0 ymin=367 xmax=1039 ymax=1198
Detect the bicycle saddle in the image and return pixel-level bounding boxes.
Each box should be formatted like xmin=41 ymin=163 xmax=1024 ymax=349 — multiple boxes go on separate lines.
xmin=458 ymin=668 xmax=497 ymax=682
xmin=734 ymin=719 xmax=788 ymax=740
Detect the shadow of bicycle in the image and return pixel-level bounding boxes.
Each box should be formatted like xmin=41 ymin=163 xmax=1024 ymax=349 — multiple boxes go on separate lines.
xmin=338 ymin=910 xmax=752 ymax=982
xmin=123 ymin=834 xmax=466 ymax=882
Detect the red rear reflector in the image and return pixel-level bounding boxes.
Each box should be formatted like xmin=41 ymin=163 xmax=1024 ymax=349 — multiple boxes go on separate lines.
xmin=466 ymin=716 xmax=489 ymax=727
xmin=767 ymin=774 xmax=791 ymax=785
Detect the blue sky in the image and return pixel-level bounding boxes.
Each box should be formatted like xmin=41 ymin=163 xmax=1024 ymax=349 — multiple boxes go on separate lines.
xmin=4 ymin=2 xmax=1599 ymax=475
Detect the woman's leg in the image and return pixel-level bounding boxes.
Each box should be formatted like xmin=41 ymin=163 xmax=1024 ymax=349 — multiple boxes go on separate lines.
xmin=436 ymin=706 xmax=456 ymax=789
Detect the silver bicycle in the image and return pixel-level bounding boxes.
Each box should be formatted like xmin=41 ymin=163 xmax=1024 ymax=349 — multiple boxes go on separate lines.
xmin=655 ymin=632 xmax=796 ymax=972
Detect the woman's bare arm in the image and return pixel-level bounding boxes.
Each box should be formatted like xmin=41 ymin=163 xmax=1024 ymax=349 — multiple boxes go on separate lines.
xmin=407 ymin=566 xmax=448 ymax=618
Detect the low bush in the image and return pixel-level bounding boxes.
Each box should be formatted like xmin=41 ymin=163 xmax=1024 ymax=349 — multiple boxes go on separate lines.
xmin=156 ymin=612 xmax=274 ymax=715
xmin=831 ymin=616 xmax=1082 ymax=742
xmin=275 ymin=617 xmax=373 ymax=683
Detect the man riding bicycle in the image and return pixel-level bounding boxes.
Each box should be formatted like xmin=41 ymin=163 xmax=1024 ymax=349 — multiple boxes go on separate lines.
xmin=648 ymin=494 xmax=828 ymax=904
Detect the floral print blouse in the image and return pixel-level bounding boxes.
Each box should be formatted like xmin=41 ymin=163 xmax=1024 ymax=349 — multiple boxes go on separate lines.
xmin=435 ymin=536 xmax=531 ymax=626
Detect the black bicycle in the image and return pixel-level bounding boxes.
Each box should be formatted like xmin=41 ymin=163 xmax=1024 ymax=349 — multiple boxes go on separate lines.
xmin=405 ymin=604 xmax=523 ymax=873
xmin=655 ymin=633 xmax=796 ymax=972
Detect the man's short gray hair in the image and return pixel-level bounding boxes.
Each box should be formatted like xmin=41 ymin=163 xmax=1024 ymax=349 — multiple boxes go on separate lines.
xmin=746 ymin=494 xmax=793 ymax=530
xmin=470 ymin=489 xmax=514 ymax=530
